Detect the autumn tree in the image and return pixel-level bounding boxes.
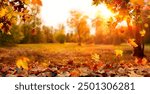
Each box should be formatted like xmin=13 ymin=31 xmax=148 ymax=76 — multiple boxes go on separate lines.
xmin=92 ymin=16 xmax=114 ymax=44
xmin=0 ymin=25 xmax=24 ymax=46
xmin=0 ymin=0 xmax=42 ymax=45
xmin=42 ymin=25 xmax=55 ymax=43
xmin=142 ymin=5 xmax=150 ymax=44
xmin=92 ymin=0 xmax=149 ymax=58
xmin=54 ymin=24 xmax=66 ymax=44
xmin=67 ymin=10 xmax=90 ymax=45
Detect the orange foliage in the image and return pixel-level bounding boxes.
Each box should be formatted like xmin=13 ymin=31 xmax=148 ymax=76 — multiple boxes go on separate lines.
xmin=70 ymin=69 xmax=80 ymax=77
xmin=31 ymin=0 xmax=42 ymax=6
xmin=135 ymin=58 xmax=148 ymax=65
xmin=130 ymin=0 xmax=144 ymax=5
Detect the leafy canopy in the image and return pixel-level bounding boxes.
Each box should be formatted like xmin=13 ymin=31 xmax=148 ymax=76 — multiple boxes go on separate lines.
xmin=0 ymin=0 xmax=42 ymax=33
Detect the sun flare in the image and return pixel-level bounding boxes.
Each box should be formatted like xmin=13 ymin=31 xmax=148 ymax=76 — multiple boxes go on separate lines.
xmin=96 ymin=3 xmax=114 ymax=19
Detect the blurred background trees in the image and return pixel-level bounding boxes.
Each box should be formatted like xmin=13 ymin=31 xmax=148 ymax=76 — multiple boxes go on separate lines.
xmin=0 ymin=0 xmax=150 ymax=50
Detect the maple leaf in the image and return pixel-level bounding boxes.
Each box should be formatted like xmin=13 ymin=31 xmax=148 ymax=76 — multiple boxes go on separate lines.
xmin=31 ymin=0 xmax=42 ymax=6
xmin=16 ymin=57 xmax=30 ymax=70
xmin=91 ymin=53 xmax=100 ymax=62
xmin=115 ymin=49 xmax=123 ymax=57
xmin=128 ymin=39 xmax=138 ymax=47
xmin=140 ymin=29 xmax=146 ymax=37
xmin=0 ymin=8 xmax=7 ymax=17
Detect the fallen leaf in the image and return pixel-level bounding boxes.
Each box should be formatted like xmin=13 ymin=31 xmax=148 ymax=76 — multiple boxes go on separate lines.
xmin=128 ymin=39 xmax=138 ymax=47
xmin=91 ymin=53 xmax=100 ymax=62
xmin=16 ymin=57 xmax=30 ymax=70
xmin=140 ymin=29 xmax=146 ymax=37
xmin=115 ymin=49 xmax=123 ymax=57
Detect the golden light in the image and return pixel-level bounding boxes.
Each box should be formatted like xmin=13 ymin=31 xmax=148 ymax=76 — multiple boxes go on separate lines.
xmin=96 ymin=3 xmax=114 ymax=19
xmin=41 ymin=0 xmax=94 ymax=26
xmin=115 ymin=20 xmax=128 ymax=29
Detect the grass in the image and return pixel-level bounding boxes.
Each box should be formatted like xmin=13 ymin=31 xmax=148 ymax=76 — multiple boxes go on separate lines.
xmin=0 ymin=43 xmax=149 ymax=64
xmin=0 ymin=43 xmax=150 ymax=77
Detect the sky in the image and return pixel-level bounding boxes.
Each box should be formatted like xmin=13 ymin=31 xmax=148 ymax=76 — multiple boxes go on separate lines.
xmin=40 ymin=0 xmax=96 ymax=27
xmin=40 ymin=0 xmax=121 ymax=35
xmin=40 ymin=0 xmax=150 ymax=27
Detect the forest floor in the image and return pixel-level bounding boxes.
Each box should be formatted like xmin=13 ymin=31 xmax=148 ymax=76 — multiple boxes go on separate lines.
xmin=0 ymin=43 xmax=150 ymax=77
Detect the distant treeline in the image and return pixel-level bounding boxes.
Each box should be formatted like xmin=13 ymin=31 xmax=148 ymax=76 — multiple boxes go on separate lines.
xmin=0 ymin=23 xmax=150 ymax=46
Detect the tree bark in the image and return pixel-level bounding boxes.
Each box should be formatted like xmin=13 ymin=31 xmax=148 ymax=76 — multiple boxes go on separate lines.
xmin=133 ymin=43 xmax=145 ymax=58
xmin=133 ymin=21 xmax=145 ymax=58
xmin=78 ymin=32 xmax=81 ymax=46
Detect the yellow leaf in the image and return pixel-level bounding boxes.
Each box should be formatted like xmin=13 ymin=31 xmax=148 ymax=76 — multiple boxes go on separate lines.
xmin=22 ymin=57 xmax=30 ymax=62
xmin=0 ymin=23 xmax=3 ymax=29
xmin=91 ymin=53 xmax=100 ymax=62
xmin=148 ymin=15 xmax=150 ymax=19
xmin=115 ymin=49 xmax=123 ymax=57
xmin=16 ymin=57 xmax=29 ymax=70
xmin=144 ymin=23 xmax=149 ymax=28
xmin=140 ymin=29 xmax=146 ymax=37
xmin=128 ymin=39 xmax=138 ymax=47
xmin=22 ymin=62 xmax=28 ymax=70
xmin=0 ymin=8 xmax=7 ymax=17
xmin=16 ymin=59 xmax=23 ymax=69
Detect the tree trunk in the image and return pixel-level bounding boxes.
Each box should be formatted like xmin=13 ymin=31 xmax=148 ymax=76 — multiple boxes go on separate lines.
xmin=78 ymin=34 xmax=81 ymax=46
xmin=133 ymin=44 xmax=145 ymax=58
xmin=77 ymin=29 xmax=82 ymax=46
xmin=133 ymin=21 xmax=145 ymax=58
